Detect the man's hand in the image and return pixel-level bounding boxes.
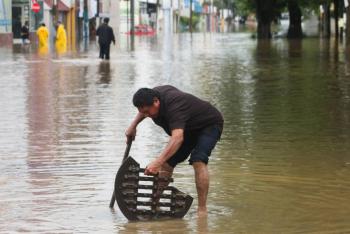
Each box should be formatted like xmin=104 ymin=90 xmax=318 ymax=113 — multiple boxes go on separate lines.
xmin=125 ymin=126 xmax=136 ymax=143
xmin=145 ymin=159 xmax=162 ymax=175
xmin=124 ymin=112 xmax=146 ymax=143
xmin=144 ymin=129 xmax=184 ymax=175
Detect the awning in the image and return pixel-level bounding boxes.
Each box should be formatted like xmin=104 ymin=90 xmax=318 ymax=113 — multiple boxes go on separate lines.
xmin=43 ymin=0 xmax=70 ymax=11
xmin=44 ymin=0 xmax=53 ymax=8
xmin=57 ymin=0 xmax=70 ymax=11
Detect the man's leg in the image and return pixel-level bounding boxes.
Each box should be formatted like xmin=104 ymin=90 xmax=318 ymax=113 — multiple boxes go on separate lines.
xmin=193 ymin=161 xmax=209 ymax=216
xmin=103 ymin=44 xmax=108 ymax=59
xmin=105 ymin=44 xmax=111 ymax=60
xmin=189 ymin=125 xmax=222 ymax=216
xmin=99 ymin=43 xmax=103 ymax=59
xmin=154 ymin=138 xmax=195 ymax=202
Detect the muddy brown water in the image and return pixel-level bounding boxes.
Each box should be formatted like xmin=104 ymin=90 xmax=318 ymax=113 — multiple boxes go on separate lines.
xmin=0 ymin=33 xmax=349 ymax=233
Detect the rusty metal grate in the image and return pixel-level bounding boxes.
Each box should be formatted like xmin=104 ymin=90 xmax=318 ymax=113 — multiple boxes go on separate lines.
xmin=114 ymin=157 xmax=193 ymax=221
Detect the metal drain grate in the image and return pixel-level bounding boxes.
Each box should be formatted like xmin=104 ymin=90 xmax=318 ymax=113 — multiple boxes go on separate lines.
xmin=114 ymin=157 xmax=193 ymax=221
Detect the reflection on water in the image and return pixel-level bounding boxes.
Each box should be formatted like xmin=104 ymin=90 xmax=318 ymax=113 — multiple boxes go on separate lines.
xmin=0 ymin=34 xmax=350 ymax=233
xmin=98 ymin=61 xmax=112 ymax=84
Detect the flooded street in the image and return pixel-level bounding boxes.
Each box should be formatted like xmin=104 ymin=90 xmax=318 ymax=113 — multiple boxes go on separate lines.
xmin=1 ymin=33 xmax=350 ymax=233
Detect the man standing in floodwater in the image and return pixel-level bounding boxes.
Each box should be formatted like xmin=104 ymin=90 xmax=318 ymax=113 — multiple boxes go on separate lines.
xmin=125 ymin=85 xmax=224 ymax=216
xmin=36 ymin=23 xmax=49 ymax=54
xmin=21 ymin=21 xmax=29 ymax=44
xmin=55 ymin=21 xmax=67 ymax=54
xmin=96 ymin=18 xmax=115 ymax=60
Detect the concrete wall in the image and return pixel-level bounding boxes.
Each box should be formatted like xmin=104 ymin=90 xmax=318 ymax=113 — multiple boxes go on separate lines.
xmin=108 ymin=0 xmax=120 ymax=36
xmin=0 ymin=32 xmax=12 ymax=45
xmin=98 ymin=0 xmax=120 ymax=37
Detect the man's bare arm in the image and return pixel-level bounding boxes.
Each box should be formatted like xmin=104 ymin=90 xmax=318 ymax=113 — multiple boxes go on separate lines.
xmin=145 ymin=129 xmax=184 ymax=175
xmin=125 ymin=112 xmax=146 ymax=142
xmin=158 ymin=129 xmax=184 ymax=164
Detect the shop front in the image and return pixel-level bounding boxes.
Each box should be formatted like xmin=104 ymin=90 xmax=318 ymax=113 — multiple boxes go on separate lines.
xmin=0 ymin=0 xmax=12 ymax=45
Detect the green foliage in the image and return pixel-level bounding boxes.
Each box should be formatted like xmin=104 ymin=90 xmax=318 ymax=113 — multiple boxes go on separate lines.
xmin=231 ymin=0 xmax=339 ymax=17
xmin=233 ymin=0 xmax=285 ymax=18
xmin=180 ymin=14 xmax=200 ymax=29
xmin=235 ymin=0 xmax=254 ymax=16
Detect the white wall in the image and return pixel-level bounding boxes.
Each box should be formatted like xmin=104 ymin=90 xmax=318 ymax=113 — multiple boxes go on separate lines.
xmin=109 ymin=0 xmax=120 ymax=35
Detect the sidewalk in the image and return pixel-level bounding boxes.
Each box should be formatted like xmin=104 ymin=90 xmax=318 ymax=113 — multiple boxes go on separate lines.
xmin=13 ymin=39 xmax=33 ymax=45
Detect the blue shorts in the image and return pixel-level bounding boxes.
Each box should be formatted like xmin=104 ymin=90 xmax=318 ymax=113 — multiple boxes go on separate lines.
xmin=166 ymin=125 xmax=222 ymax=168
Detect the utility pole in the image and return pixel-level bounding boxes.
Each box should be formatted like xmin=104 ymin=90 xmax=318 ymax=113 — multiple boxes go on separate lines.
xmin=96 ymin=0 xmax=100 ymax=25
xmin=127 ymin=0 xmax=129 ymax=33
xmin=53 ymin=0 xmax=58 ymax=23
xmin=334 ymin=0 xmax=339 ymax=39
xmin=177 ymin=0 xmax=180 ymax=33
xmin=156 ymin=0 xmax=159 ymax=31
xmin=189 ymin=0 xmax=193 ymax=33
xmin=83 ymin=0 xmax=89 ymax=50
xmin=96 ymin=0 xmax=99 ymax=17
xmin=210 ymin=0 xmax=213 ymax=32
xmin=346 ymin=4 xmax=350 ymax=47
xmin=83 ymin=0 xmax=88 ymax=39
xmin=130 ymin=0 xmax=135 ymax=50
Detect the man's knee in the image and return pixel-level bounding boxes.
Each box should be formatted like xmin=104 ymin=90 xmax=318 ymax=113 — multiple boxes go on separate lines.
xmin=192 ymin=161 xmax=208 ymax=171
xmin=189 ymin=150 xmax=209 ymax=165
xmin=192 ymin=162 xmax=209 ymax=190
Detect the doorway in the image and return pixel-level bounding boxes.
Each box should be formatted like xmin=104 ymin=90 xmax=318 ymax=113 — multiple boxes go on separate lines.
xmin=12 ymin=6 xmax=22 ymax=38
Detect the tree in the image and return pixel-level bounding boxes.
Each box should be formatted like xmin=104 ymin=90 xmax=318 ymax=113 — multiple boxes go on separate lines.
xmin=256 ymin=0 xmax=285 ymax=38
xmin=321 ymin=1 xmax=331 ymax=38
xmin=234 ymin=0 xmax=254 ymax=17
xmin=287 ymin=0 xmax=303 ymax=38
xmin=286 ymin=0 xmax=320 ymax=39
xmin=255 ymin=0 xmax=274 ymax=38
xmin=334 ymin=0 xmax=339 ymax=38
xmin=233 ymin=0 xmax=341 ymax=39
xmin=234 ymin=0 xmax=284 ymax=38
xmin=346 ymin=2 xmax=350 ymax=46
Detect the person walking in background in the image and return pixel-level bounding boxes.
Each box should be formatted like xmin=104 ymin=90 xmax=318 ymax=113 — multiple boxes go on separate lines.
xmin=55 ymin=21 xmax=67 ymax=54
xmin=21 ymin=21 xmax=29 ymax=44
xmin=96 ymin=18 xmax=115 ymax=60
xmin=36 ymin=23 xmax=49 ymax=54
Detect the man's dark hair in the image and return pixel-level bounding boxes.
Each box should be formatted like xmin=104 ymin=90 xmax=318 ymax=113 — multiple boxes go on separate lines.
xmin=104 ymin=18 xmax=110 ymax=24
xmin=133 ymin=88 xmax=160 ymax=108
xmin=41 ymin=23 xmax=46 ymax=27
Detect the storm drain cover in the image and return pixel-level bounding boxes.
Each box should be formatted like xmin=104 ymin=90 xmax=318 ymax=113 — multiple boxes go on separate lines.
xmin=114 ymin=157 xmax=193 ymax=221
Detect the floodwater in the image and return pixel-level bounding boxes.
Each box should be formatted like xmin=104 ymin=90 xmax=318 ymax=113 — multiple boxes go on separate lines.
xmin=0 ymin=33 xmax=350 ymax=233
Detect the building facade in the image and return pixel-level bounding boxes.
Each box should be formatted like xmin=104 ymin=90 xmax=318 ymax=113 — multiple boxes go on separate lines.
xmin=0 ymin=0 xmax=13 ymax=44
xmin=0 ymin=0 xmax=114 ymax=48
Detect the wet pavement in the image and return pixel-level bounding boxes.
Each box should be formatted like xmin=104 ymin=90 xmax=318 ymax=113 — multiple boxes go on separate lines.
xmin=0 ymin=33 xmax=350 ymax=233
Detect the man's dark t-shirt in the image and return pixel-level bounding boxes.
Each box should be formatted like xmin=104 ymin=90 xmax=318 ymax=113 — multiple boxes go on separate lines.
xmin=96 ymin=23 xmax=115 ymax=45
xmin=152 ymin=85 xmax=223 ymax=136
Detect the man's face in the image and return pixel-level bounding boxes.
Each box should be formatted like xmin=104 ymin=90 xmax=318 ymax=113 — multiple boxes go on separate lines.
xmin=138 ymin=98 xmax=160 ymax=118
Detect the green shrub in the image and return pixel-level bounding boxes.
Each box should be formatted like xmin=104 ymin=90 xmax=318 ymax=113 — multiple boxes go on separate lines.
xmin=179 ymin=13 xmax=200 ymax=31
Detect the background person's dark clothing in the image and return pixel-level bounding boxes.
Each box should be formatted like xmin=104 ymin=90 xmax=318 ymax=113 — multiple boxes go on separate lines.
xmin=21 ymin=25 xmax=29 ymax=40
xmin=152 ymin=85 xmax=224 ymax=135
xmin=96 ymin=23 xmax=115 ymax=60
xmin=96 ymin=23 xmax=115 ymax=44
xmin=99 ymin=43 xmax=111 ymax=60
